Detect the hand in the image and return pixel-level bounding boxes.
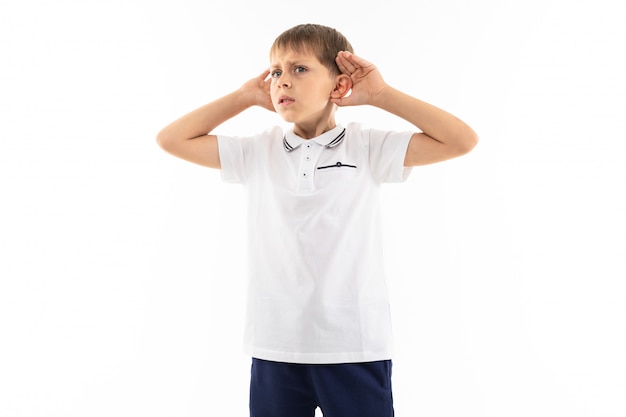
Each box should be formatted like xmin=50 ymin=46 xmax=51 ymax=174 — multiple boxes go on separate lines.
xmin=239 ymin=70 xmax=275 ymax=112
xmin=331 ymin=51 xmax=387 ymax=107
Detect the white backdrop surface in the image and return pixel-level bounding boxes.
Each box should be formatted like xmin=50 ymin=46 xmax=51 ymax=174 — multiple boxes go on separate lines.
xmin=1 ymin=0 xmax=624 ymax=416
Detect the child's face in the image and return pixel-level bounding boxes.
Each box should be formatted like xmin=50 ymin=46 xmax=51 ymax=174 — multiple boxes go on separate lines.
xmin=269 ymin=47 xmax=337 ymax=128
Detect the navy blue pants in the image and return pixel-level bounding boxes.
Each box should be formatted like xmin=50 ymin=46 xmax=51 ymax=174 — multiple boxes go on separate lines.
xmin=249 ymin=358 xmax=394 ymax=417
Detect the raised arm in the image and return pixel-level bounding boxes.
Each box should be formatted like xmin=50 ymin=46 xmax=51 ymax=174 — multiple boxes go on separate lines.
xmin=333 ymin=52 xmax=478 ymax=166
xmin=156 ymin=70 xmax=274 ymax=168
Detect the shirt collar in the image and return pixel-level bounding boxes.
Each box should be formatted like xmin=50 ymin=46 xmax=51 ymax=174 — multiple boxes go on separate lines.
xmin=283 ymin=125 xmax=346 ymax=152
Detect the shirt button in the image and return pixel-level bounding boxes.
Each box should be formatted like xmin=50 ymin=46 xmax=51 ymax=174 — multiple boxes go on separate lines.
xmin=305 ymin=156 xmax=311 ymax=161
xmin=306 ymin=144 xmax=311 ymax=149
xmin=302 ymin=172 xmax=307 ymax=177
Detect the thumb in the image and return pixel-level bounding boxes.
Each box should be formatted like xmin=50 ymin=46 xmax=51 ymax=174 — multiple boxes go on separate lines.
xmin=330 ymin=96 xmax=351 ymax=107
xmin=330 ymin=88 xmax=355 ymax=106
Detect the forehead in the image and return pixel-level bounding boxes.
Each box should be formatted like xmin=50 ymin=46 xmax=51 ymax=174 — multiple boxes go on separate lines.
xmin=269 ymin=46 xmax=321 ymax=65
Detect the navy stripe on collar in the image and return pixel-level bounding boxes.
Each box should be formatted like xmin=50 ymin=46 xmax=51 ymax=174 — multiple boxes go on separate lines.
xmin=283 ymin=137 xmax=294 ymax=152
xmin=283 ymin=128 xmax=346 ymax=152
xmin=326 ymin=128 xmax=346 ymax=148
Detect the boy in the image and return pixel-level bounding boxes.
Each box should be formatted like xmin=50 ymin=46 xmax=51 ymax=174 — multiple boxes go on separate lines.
xmin=157 ymin=23 xmax=477 ymax=417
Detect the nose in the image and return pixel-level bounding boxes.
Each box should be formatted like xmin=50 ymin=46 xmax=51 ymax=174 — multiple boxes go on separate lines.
xmin=277 ymin=74 xmax=291 ymax=88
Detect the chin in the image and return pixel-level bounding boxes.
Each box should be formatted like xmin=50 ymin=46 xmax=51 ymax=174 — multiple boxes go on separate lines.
xmin=277 ymin=113 xmax=296 ymax=123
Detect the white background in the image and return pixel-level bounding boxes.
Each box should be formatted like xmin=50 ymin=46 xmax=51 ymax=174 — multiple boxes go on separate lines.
xmin=1 ymin=0 xmax=625 ymax=416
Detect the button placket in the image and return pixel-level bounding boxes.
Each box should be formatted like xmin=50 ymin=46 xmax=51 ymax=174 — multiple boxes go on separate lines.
xmin=297 ymin=142 xmax=318 ymax=192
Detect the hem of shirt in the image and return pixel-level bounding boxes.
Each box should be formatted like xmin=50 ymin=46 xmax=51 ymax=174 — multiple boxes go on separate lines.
xmin=216 ymin=135 xmax=239 ymax=183
xmin=394 ymin=133 xmax=414 ymax=183
xmin=244 ymin=345 xmax=393 ymax=364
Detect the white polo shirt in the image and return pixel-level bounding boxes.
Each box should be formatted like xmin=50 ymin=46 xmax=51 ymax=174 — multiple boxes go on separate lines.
xmin=218 ymin=122 xmax=412 ymax=364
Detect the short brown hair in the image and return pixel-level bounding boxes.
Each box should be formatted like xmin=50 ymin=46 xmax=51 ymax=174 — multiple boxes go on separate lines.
xmin=270 ymin=24 xmax=354 ymax=76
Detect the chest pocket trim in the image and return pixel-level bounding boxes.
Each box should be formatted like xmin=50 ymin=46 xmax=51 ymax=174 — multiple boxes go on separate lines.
xmin=317 ymin=162 xmax=357 ymax=170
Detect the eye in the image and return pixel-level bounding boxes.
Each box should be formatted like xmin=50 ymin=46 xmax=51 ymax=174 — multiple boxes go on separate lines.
xmin=270 ymin=69 xmax=282 ymax=78
xmin=294 ymin=66 xmax=307 ymax=73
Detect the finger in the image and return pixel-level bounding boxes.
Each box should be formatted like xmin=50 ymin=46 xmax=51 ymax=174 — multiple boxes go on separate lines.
xmin=330 ymin=96 xmax=344 ymax=106
xmin=336 ymin=51 xmax=358 ymax=75
xmin=346 ymin=52 xmax=372 ymax=68
xmin=330 ymin=95 xmax=353 ymax=107
xmin=335 ymin=56 xmax=352 ymax=76
xmin=260 ymin=69 xmax=271 ymax=81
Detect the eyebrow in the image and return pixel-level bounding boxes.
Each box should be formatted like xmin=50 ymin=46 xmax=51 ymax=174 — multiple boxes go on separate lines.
xmin=270 ymin=59 xmax=315 ymax=67
xmin=269 ymin=51 xmax=318 ymax=67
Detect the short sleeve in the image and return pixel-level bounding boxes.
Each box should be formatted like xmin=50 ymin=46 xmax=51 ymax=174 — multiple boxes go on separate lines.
xmin=217 ymin=134 xmax=251 ymax=184
xmin=357 ymin=125 xmax=413 ymax=183
xmin=217 ymin=127 xmax=284 ymax=184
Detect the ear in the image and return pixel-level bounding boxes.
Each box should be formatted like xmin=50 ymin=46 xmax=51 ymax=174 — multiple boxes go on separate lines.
xmin=330 ymin=74 xmax=352 ymax=99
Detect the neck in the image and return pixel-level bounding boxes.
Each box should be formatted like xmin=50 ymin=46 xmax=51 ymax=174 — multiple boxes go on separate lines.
xmin=293 ymin=106 xmax=337 ymax=139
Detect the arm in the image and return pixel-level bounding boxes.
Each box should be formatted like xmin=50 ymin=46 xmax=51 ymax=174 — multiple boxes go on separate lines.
xmin=156 ymin=70 xmax=274 ymax=168
xmin=333 ymin=52 xmax=478 ymax=166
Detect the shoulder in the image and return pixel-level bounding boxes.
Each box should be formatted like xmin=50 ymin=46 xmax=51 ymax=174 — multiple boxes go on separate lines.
xmin=344 ymin=122 xmax=412 ymax=146
xmin=217 ymin=126 xmax=285 ymax=160
xmin=343 ymin=122 xmax=369 ymax=147
xmin=217 ymin=126 xmax=286 ymax=157
xmin=218 ymin=126 xmax=284 ymax=142
xmin=344 ymin=122 xmax=365 ymax=137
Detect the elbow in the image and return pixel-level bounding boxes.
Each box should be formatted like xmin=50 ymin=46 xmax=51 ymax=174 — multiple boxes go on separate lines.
xmin=156 ymin=129 xmax=174 ymax=153
xmin=465 ymin=129 xmax=479 ymax=153
xmin=454 ymin=127 xmax=479 ymax=157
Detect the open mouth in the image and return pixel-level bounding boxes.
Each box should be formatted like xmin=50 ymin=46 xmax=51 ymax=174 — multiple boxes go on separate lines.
xmin=279 ymin=97 xmax=295 ymax=105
